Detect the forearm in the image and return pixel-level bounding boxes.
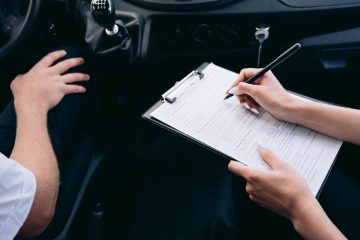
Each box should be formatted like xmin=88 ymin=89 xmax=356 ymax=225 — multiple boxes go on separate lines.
xmin=10 ymin=104 xmax=59 ymax=236
xmin=292 ymin=198 xmax=346 ymax=240
xmin=287 ymin=98 xmax=360 ymax=145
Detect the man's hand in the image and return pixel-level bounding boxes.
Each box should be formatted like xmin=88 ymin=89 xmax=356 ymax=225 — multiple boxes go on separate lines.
xmin=228 ymin=147 xmax=314 ymax=222
xmin=9 ymin=50 xmax=90 ymax=236
xmin=10 ymin=50 xmax=90 ymax=114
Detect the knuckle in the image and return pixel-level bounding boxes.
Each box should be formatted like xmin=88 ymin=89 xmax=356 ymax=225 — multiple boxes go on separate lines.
xmin=245 ymin=183 xmax=254 ymax=194
xmin=10 ymin=75 xmax=22 ymax=90
xmin=10 ymin=81 xmax=15 ymax=90
xmin=265 ymin=70 xmax=274 ymax=78
xmin=60 ymin=84 xmax=68 ymax=92
xmin=76 ymin=87 xmax=85 ymax=93
xmin=53 ymin=75 xmax=62 ymax=82
xmin=65 ymin=60 xmax=74 ymax=67
xmin=44 ymin=67 xmax=54 ymax=75
xmin=247 ymin=171 xmax=259 ymax=182
xmin=245 ymin=184 xmax=251 ymax=193
xmin=244 ymin=68 xmax=258 ymax=75
xmin=67 ymin=74 xmax=77 ymax=81
xmin=67 ymin=58 xmax=82 ymax=68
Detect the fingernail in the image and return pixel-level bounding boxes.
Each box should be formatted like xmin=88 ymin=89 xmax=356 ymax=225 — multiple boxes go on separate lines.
xmin=228 ymin=87 xmax=238 ymax=95
xmin=250 ymin=108 xmax=259 ymax=115
xmin=242 ymin=102 xmax=251 ymax=110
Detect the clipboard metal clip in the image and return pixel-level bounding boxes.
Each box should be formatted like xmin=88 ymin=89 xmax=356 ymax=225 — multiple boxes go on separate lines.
xmin=162 ymin=69 xmax=205 ymax=104
xmin=193 ymin=70 xmax=204 ymax=79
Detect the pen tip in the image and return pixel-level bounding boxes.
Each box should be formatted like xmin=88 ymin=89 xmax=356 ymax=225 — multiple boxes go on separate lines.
xmin=224 ymin=94 xmax=232 ymax=100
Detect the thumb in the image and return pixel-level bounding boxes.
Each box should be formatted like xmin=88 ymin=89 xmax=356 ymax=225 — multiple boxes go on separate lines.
xmin=258 ymin=147 xmax=283 ymax=170
xmin=228 ymin=160 xmax=252 ymax=180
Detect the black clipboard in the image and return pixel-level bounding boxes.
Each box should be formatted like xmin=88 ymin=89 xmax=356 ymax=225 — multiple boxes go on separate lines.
xmin=142 ymin=62 xmax=236 ymax=161
xmin=142 ymin=62 xmax=342 ymax=198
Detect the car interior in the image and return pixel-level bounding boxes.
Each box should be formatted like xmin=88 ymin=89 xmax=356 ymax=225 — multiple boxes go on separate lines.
xmin=1 ymin=0 xmax=360 ymax=239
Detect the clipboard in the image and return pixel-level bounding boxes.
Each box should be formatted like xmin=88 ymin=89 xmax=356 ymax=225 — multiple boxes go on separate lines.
xmin=142 ymin=62 xmax=234 ymax=160
xmin=142 ymin=62 xmax=343 ymax=198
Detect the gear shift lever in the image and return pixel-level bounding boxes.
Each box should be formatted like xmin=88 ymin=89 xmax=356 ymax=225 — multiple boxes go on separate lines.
xmin=85 ymin=0 xmax=138 ymax=59
xmin=91 ymin=0 xmax=119 ymax=35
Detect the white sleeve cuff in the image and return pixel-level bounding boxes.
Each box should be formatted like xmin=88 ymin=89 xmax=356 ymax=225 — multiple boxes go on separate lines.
xmin=0 ymin=153 xmax=36 ymax=240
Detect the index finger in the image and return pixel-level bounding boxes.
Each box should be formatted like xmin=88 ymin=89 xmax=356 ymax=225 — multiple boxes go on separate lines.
xmin=35 ymin=50 xmax=67 ymax=68
xmin=258 ymin=147 xmax=284 ymax=170
xmin=51 ymin=57 xmax=85 ymax=74
xmin=230 ymin=68 xmax=261 ymax=89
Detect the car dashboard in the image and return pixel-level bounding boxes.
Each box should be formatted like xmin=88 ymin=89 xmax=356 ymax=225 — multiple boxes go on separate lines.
xmin=4 ymin=0 xmax=360 ymax=239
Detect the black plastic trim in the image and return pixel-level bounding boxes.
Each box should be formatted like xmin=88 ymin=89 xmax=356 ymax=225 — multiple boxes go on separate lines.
xmin=125 ymin=0 xmax=237 ymax=10
xmin=279 ymin=0 xmax=360 ymax=8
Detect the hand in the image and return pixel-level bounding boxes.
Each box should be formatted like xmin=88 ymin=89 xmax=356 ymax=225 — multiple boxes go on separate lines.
xmin=11 ymin=50 xmax=90 ymax=115
xmin=228 ymin=147 xmax=315 ymax=222
xmin=228 ymin=68 xmax=297 ymax=122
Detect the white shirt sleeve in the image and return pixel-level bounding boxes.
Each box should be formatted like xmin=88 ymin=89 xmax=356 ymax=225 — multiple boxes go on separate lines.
xmin=0 ymin=153 xmax=36 ymax=240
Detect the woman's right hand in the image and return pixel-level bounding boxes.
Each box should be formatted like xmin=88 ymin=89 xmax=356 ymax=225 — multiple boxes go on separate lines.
xmin=227 ymin=68 xmax=298 ymax=122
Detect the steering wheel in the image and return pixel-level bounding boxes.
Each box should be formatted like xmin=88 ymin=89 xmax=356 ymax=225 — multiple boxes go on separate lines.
xmin=0 ymin=0 xmax=42 ymax=61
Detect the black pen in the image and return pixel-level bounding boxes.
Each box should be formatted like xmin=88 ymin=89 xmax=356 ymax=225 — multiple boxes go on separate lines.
xmin=224 ymin=43 xmax=302 ymax=100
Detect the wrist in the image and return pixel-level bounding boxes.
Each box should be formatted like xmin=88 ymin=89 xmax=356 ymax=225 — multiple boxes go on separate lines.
xmin=291 ymin=197 xmax=319 ymax=232
xmin=14 ymin=100 xmax=48 ymax=120
xmin=281 ymin=94 xmax=307 ymax=123
xmin=277 ymin=94 xmax=300 ymax=123
xmin=291 ymin=197 xmax=346 ymax=240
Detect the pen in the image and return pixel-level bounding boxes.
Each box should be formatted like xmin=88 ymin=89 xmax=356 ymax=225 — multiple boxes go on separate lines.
xmin=224 ymin=43 xmax=302 ymax=100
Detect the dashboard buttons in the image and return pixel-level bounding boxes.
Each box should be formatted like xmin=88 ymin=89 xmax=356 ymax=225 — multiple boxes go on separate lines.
xmin=193 ymin=24 xmax=213 ymax=44
xmin=158 ymin=21 xmax=255 ymax=52
xmin=216 ymin=24 xmax=242 ymax=43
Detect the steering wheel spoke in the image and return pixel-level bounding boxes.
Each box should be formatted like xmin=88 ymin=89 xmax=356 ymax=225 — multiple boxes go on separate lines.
xmin=1 ymin=11 xmax=18 ymax=33
xmin=9 ymin=15 xmax=26 ymax=37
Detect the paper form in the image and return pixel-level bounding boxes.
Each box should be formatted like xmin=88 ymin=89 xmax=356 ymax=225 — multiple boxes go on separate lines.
xmin=150 ymin=63 xmax=342 ymax=196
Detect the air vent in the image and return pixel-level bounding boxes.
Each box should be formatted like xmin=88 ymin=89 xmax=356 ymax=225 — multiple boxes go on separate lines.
xmin=126 ymin=0 xmax=236 ymax=10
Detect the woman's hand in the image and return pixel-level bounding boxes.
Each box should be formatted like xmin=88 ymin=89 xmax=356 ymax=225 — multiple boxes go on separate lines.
xmin=227 ymin=68 xmax=297 ymax=122
xmin=229 ymin=147 xmax=347 ymax=239
xmin=228 ymin=147 xmax=315 ymax=222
